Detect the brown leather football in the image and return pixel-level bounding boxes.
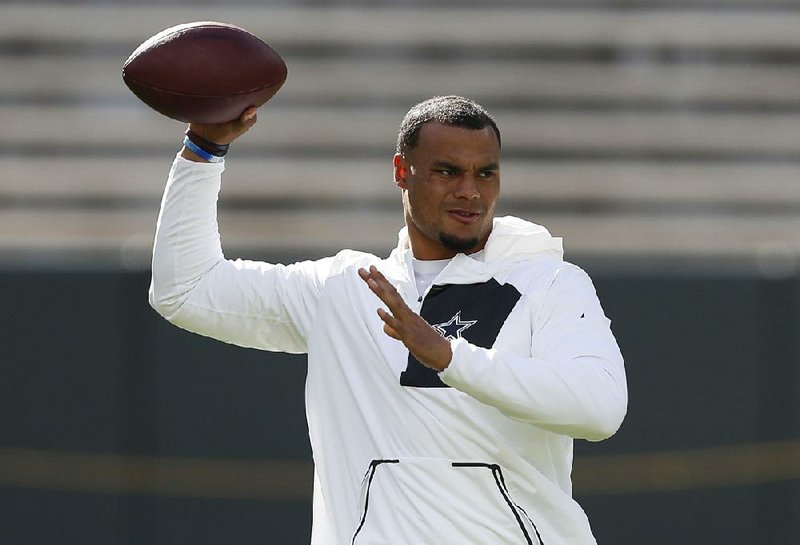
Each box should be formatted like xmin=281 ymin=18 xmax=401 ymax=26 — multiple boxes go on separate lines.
xmin=122 ymin=21 xmax=287 ymax=123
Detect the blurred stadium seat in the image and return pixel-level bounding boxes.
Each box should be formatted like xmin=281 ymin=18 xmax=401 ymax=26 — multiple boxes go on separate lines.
xmin=1 ymin=0 xmax=799 ymax=267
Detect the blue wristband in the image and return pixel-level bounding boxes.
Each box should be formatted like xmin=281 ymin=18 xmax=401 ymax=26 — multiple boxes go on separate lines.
xmin=183 ymin=136 xmax=224 ymax=163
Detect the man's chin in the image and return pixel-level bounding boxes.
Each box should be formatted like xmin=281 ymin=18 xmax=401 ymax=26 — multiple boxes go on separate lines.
xmin=439 ymin=233 xmax=479 ymax=254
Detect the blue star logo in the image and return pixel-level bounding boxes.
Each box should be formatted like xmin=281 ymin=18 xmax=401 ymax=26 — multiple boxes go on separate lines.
xmin=432 ymin=311 xmax=477 ymax=341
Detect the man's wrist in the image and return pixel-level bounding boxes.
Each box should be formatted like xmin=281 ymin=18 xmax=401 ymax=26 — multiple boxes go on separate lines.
xmin=182 ymin=136 xmax=225 ymax=163
xmin=426 ymin=336 xmax=453 ymax=372
xmin=185 ymin=128 xmax=230 ymax=156
xmin=180 ymin=145 xmax=210 ymax=163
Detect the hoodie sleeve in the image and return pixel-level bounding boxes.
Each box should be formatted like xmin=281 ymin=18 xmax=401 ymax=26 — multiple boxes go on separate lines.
xmin=149 ymin=154 xmax=331 ymax=354
xmin=439 ymin=264 xmax=628 ymax=441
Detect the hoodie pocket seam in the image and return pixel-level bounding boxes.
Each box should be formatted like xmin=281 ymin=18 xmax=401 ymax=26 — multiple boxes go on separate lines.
xmin=351 ymin=459 xmax=399 ymax=545
xmin=452 ymin=462 xmax=544 ymax=545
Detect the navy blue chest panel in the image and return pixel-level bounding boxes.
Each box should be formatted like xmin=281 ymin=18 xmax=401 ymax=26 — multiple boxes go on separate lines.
xmin=400 ymin=279 xmax=522 ymax=388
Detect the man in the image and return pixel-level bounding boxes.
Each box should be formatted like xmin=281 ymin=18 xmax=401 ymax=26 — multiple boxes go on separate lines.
xmin=150 ymin=96 xmax=627 ymax=545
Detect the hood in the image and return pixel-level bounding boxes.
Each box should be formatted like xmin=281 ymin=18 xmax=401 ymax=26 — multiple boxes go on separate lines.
xmin=482 ymin=215 xmax=563 ymax=262
xmin=394 ymin=215 xmax=563 ymax=262
xmin=388 ymin=216 xmax=563 ymax=289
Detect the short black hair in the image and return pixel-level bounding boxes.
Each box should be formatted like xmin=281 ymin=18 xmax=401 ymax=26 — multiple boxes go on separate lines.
xmin=396 ymin=95 xmax=501 ymax=155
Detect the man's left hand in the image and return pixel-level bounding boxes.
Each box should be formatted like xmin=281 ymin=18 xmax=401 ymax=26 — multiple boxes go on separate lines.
xmin=358 ymin=266 xmax=452 ymax=371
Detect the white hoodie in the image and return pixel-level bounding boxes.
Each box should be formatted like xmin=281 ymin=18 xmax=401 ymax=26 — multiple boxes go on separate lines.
xmin=150 ymin=156 xmax=628 ymax=545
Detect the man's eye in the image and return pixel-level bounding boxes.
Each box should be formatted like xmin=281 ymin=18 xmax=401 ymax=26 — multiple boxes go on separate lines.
xmin=436 ymin=169 xmax=456 ymax=176
xmin=479 ymin=170 xmax=497 ymax=178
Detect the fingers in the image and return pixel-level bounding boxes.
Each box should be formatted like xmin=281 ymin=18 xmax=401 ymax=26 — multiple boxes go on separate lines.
xmin=241 ymin=106 xmax=258 ymax=123
xmin=359 ymin=265 xmax=409 ymax=331
xmin=359 ymin=266 xmax=407 ymax=316
xmin=360 ymin=265 xmax=416 ymax=333
xmin=379 ymin=312 xmax=401 ymax=340
xmin=358 ymin=265 xmax=452 ymax=370
xmin=377 ymin=307 xmax=401 ymax=337
xmin=359 ymin=266 xmax=392 ymax=295
xmin=186 ymin=106 xmax=259 ymax=146
xmin=234 ymin=106 xmax=258 ymax=133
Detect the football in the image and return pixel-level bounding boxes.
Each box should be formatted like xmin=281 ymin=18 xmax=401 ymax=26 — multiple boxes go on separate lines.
xmin=122 ymin=21 xmax=287 ymax=123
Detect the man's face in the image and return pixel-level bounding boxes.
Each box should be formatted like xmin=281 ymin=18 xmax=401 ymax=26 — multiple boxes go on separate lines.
xmin=394 ymin=121 xmax=500 ymax=260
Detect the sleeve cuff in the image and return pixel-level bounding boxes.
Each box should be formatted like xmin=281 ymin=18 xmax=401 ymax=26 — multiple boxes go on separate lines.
xmin=174 ymin=152 xmax=227 ymax=174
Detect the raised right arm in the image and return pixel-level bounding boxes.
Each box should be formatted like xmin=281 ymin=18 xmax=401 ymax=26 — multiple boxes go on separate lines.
xmin=149 ymin=108 xmax=329 ymax=354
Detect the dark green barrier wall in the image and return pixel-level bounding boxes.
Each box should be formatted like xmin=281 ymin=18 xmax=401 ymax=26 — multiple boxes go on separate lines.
xmin=577 ymin=267 xmax=799 ymax=544
xmin=1 ymin=263 xmax=797 ymax=544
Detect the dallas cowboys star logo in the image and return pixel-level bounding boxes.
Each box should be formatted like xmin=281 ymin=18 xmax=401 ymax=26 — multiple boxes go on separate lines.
xmin=432 ymin=311 xmax=477 ymax=341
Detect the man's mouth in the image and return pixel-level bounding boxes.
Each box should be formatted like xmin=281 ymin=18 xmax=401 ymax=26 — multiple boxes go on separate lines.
xmin=447 ymin=208 xmax=481 ymax=224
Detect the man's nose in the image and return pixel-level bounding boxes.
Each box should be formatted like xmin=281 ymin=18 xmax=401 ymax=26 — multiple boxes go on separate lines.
xmin=453 ymin=174 xmax=480 ymax=200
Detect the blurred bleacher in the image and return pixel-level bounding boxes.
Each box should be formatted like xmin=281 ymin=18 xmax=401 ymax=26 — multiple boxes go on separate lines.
xmin=2 ymin=0 xmax=800 ymax=268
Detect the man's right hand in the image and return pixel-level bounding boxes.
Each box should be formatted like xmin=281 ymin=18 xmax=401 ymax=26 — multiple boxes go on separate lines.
xmin=181 ymin=106 xmax=258 ymax=162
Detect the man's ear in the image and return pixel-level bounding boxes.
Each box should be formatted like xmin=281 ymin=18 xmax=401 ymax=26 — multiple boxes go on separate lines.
xmin=393 ymin=153 xmax=408 ymax=189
